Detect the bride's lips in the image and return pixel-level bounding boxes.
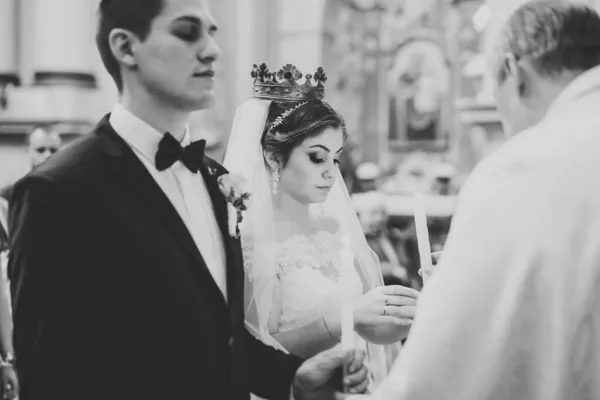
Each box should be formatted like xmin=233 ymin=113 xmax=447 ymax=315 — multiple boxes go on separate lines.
xmin=193 ymin=70 xmax=215 ymax=78
xmin=316 ymin=186 xmax=332 ymax=190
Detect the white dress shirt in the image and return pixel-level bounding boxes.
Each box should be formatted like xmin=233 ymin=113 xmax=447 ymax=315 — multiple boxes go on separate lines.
xmin=0 ymin=197 xmax=7 ymax=239
xmin=109 ymin=104 xmax=227 ymax=301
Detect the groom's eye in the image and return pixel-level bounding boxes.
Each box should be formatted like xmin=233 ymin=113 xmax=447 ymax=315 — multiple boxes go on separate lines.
xmin=172 ymin=23 xmax=201 ymax=42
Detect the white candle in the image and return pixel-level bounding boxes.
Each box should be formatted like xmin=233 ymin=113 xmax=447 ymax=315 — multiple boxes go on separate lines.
xmin=339 ymin=235 xmax=355 ymax=350
xmin=414 ymin=194 xmax=433 ymax=285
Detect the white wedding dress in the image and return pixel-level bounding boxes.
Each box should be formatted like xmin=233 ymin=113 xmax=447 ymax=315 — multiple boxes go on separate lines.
xmin=243 ymin=228 xmax=365 ymax=339
xmin=273 ymin=230 xmax=364 ymax=334
xmin=244 ymin=229 xmax=368 ymax=400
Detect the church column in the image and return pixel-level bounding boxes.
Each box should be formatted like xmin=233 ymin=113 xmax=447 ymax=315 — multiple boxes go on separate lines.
xmin=276 ymin=0 xmax=325 ymax=69
xmin=233 ymin=0 xmax=255 ymax=104
xmin=0 ymin=0 xmax=19 ymax=86
xmin=228 ymin=0 xmax=275 ymax=105
xmin=360 ymin=7 xmax=387 ymax=165
xmin=192 ymin=0 xmax=263 ymax=159
xmin=30 ymin=0 xmax=97 ymax=87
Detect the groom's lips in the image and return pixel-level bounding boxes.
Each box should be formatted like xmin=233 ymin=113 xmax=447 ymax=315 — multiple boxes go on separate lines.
xmin=194 ymin=70 xmax=215 ymax=78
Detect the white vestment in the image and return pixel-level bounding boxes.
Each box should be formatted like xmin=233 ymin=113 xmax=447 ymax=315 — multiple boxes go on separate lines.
xmin=352 ymin=66 xmax=600 ymax=400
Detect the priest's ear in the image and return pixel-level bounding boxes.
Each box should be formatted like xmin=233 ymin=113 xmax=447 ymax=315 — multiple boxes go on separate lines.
xmin=108 ymin=28 xmax=138 ymax=69
xmin=501 ymin=53 xmax=528 ymax=98
xmin=263 ymin=150 xmax=282 ymax=172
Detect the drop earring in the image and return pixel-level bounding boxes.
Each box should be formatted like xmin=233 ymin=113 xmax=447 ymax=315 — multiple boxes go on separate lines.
xmin=271 ymin=168 xmax=280 ymax=194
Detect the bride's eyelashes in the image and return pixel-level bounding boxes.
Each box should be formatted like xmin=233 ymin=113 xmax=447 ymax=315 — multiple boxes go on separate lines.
xmin=172 ymin=22 xmax=201 ymax=42
xmin=309 ymin=153 xmax=341 ymax=166
xmin=309 ymin=153 xmax=325 ymax=164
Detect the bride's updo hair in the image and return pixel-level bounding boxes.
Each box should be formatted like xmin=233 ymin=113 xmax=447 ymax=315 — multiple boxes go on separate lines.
xmin=261 ymin=100 xmax=347 ymax=167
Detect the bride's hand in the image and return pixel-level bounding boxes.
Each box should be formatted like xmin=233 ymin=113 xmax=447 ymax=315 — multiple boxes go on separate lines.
xmin=353 ymin=285 xmax=419 ymax=345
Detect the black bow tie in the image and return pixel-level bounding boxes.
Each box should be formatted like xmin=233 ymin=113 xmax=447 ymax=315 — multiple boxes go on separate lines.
xmin=155 ymin=132 xmax=206 ymax=173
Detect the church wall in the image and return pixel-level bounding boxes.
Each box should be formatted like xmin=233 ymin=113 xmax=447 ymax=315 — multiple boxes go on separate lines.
xmin=275 ymin=0 xmax=325 ymax=69
xmin=2 ymin=0 xmax=599 ymax=189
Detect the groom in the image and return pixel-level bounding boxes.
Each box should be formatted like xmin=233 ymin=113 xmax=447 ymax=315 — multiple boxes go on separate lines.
xmin=7 ymin=0 xmax=368 ymax=399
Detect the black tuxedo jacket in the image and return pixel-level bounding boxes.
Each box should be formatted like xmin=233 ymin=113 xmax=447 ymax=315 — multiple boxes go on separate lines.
xmin=8 ymin=116 xmax=302 ymax=400
xmin=0 ymin=184 xmax=13 ymax=203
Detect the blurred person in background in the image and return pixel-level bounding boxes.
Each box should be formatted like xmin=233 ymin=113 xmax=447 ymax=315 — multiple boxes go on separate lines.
xmin=354 ymin=162 xmax=380 ymax=193
xmin=0 ymin=126 xmax=61 ymax=400
xmin=352 ymin=192 xmax=412 ymax=288
xmin=429 ymin=162 xmax=458 ymax=196
xmin=0 ymin=126 xmax=62 ymax=203
xmin=381 ymin=152 xmax=430 ymax=194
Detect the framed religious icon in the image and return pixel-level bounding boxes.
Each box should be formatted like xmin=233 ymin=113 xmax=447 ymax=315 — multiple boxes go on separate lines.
xmin=387 ymin=35 xmax=452 ymax=151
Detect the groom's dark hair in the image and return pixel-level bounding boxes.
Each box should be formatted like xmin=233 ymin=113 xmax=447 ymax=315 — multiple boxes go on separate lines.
xmin=96 ymin=0 xmax=165 ymax=92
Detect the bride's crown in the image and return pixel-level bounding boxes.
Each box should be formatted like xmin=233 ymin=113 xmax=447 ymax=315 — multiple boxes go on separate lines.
xmin=251 ymin=63 xmax=327 ymax=101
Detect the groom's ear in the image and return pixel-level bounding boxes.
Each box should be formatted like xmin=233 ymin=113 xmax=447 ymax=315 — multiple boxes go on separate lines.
xmin=108 ymin=28 xmax=138 ymax=69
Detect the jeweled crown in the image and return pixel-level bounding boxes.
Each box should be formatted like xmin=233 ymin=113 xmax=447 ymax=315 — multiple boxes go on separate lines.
xmin=251 ymin=63 xmax=327 ymax=101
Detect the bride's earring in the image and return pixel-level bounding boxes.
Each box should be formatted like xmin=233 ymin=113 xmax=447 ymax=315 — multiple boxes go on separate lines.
xmin=271 ymin=168 xmax=280 ymax=194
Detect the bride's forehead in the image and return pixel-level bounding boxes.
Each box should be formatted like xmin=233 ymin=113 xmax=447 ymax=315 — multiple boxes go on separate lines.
xmin=298 ymin=128 xmax=343 ymax=149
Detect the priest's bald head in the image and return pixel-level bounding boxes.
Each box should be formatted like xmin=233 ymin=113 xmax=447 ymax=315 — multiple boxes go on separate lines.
xmin=491 ymin=2 xmax=600 ymax=136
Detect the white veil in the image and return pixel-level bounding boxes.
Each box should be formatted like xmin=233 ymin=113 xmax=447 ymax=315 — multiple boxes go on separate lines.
xmin=222 ymin=98 xmax=283 ymax=351
xmin=223 ymin=98 xmax=402 ymax=385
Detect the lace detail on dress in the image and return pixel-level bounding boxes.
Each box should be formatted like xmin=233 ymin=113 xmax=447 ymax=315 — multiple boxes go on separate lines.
xmin=275 ymin=230 xmax=343 ymax=279
xmin=241 ymin=229 xmax=364 ymax=334
xmin=240 ymin=230 xmax=343 ymax=281
xmin=275 ymin=230 xmax=364 ymax=333
xmin=241 ymin=239 xmax=255 ymax=282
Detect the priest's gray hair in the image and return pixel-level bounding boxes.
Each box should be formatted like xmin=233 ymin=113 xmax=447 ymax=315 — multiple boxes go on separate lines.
xmin=492 ymin=1 xmax=600 ymax=84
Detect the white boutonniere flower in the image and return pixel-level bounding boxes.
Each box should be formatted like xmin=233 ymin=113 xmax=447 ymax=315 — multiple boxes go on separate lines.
xmin=217 ymin=174 xmax=250 ymax=238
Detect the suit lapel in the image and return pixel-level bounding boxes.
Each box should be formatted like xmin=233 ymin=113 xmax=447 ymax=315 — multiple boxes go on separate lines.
xmin=201 ymin=159 xmax=243 ymax=323
xmin=199 ymin=164 xmax=229 ymax=246
xmin=96 ymin=118 xmax=227 ymax=308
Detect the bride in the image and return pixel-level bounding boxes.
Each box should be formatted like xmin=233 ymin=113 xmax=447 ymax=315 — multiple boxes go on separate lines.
xmin=224 ymin=63 xmax=419 ymax=392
